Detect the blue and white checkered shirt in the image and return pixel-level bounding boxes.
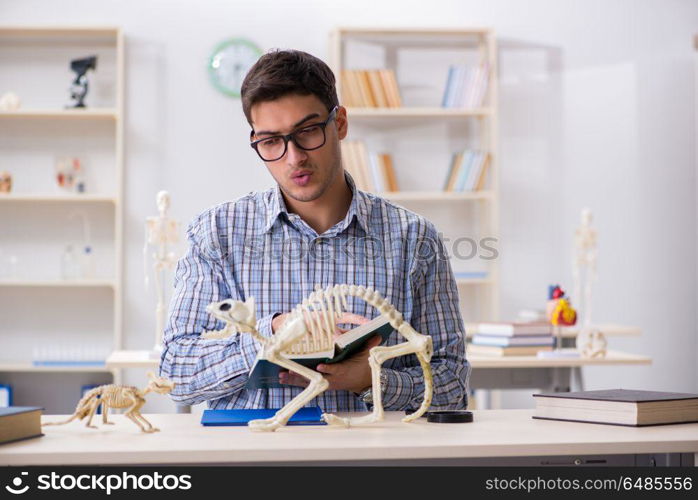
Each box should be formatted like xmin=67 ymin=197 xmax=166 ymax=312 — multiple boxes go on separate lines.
xmin=160 ymin=172 xmax=470 ymax=411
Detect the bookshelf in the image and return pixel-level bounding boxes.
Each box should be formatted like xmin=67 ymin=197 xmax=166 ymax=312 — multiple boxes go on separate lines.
xmin=0 ymin=26 xmax=124 ymax=411
xmin=330 ymin=27 xmax=500 ymax=323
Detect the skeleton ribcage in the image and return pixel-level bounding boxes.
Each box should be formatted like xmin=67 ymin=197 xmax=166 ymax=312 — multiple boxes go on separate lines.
xmin=281 ymin=284 xmax=402 ymax=357
xmin=102 ymin=386 xmax=142 ymax=408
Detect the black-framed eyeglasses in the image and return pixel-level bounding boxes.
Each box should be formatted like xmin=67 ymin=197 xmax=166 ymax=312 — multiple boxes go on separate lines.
xmin=250 ymin=106 xmax=338 ymax=162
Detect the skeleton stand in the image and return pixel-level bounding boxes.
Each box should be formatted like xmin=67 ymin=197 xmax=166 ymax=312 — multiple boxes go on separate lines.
xmin=144 ymin=191 xmax=179 ymax=357
xmin=572 ymin=208 xmax=606 ymax=357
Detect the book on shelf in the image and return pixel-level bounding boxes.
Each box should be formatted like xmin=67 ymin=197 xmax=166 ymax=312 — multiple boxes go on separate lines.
xmin=0 ymin=384 xmax=12 ymax=406
xmin=441 ymin=63 xmax=490 ymax=109
xmin=471 ymin=334 xmax=554 ymax=347
xmin=444 ymin=150 xmax=490 ymax=192
xmin=381 ymin=154 xmax=399 ymax=191
xmin=532 ymin=389 xmax=698 ymax=427
xmin=0 ymin=406 xmax=43 ymax=445
xmin=367 ymin=70 xmax=388 ymax=107
xmin=467 ymin=344 xmax=553 ymax=357
xmin=245 ymin=315 xmax=393 ymax=390
xmin=201 ymin=406 xmax=326 ymax=426
xmin=341 ymin=140 xmax=397 ymax=193
xmin=340 ymin=69 xmax=402 ymax=108
xmin=476 ymin=321 xmax=553 ymax=336
xmin=379 ymin=69 xmax=402 ymax=107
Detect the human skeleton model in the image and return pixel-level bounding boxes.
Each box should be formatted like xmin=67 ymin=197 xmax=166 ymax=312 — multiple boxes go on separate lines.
xmin=572 ymin=208 xmax=607 ymax=357
xmin=204 ymin=284 xmax=434 ymax=432
xmin=43 ymin=372 xmax=175 ymax=433
xmin=144 ymin=191 xmax=180 ymax=352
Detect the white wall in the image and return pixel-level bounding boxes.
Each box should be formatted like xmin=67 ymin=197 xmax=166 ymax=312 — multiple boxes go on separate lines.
xmin=2 ymin=0 xmax=696 ymax=411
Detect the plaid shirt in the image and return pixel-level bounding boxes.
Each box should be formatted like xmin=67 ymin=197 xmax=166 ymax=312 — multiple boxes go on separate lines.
xmin=160 ymin=172 xmax=469 ymax=411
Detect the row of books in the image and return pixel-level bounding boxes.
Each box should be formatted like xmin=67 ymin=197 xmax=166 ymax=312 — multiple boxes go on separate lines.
xmin=341 ymin=69 xmax=403 ymax=108
xmin=341 ymin=140 xmax=398 ymax=192
xmin=441 ymin=63 xmax=490 ymax=109
xmin=468 ymin=321 xmax=555 ymax=357
xmin=444 ymin=150 xmax=490 ymax=192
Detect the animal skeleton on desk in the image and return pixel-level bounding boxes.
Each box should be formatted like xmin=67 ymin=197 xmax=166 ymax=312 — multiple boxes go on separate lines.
xmin=204 ymin=284 xmax=434 ymax=432
xmin=43 ymin=372 xmax=175 ymax=433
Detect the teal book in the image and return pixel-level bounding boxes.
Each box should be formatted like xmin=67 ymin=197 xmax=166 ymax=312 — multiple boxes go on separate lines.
xmin=454 ymin=150 xmax=475 ymax=191
xmin=201 ymin=406 xmax=325 ymax=426
xmin=245 ymin=315 xmax=394 ymax=390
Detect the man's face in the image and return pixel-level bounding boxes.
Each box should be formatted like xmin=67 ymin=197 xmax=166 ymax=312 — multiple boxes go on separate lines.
xmin=250 ymin=94 xmax=348 ymax=203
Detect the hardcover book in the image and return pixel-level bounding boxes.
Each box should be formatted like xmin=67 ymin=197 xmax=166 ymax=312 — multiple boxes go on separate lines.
xmin=0 ymin=406 xmax=43 ymax=445
xmin=472 ymin=334 xmax=554 ymax=347
xmin=468 ymin=344 xmax=553 ymax=357
xmin=476 ymin=321 xmax=553 ymax=336
xmin=245 ymin=315 xmax=393 ymax=390
xmin=533 ymin=389 xmax=698 ymax=426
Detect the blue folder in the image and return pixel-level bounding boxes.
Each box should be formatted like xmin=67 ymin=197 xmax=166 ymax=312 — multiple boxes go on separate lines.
xmin=200 ymin=406 xmax=326 ymax=426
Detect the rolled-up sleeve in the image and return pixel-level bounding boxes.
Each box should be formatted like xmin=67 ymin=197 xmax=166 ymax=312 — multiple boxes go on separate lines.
xmin=159 ymin=214 xmax=274 ymax=406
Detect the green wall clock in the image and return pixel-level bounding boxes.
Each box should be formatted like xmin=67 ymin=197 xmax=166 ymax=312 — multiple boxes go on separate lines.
xmin=208 ymin=38 xmax=263 ymax=98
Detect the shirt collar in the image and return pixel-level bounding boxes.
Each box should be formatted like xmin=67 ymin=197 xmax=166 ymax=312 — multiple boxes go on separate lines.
xmin=263 ymin=170 xmax=371 ymax=235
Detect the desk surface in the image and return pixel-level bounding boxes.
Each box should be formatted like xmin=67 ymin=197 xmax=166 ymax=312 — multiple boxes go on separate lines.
xmin=2 ymin=410 xmax=695 ymax=465
xmin=468 ymin=350 xmax=652 ymax=368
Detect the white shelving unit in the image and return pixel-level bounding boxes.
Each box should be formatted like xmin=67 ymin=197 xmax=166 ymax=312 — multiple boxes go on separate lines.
xmin=330 ymin=27 xmax=500 ymax=323
xmin=0 ymin=26 xmax=124 ymax=410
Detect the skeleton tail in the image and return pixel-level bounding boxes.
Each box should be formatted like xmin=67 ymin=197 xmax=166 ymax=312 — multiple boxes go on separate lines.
xmin=42 ymin=387 xmax=103 ymax=426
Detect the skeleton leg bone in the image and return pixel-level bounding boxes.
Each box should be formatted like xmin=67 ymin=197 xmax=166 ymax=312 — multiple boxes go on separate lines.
xmin=248 ymin=355 xmax=331 ymax=432
xmin=326 ymin=334 xmax=433 ymax=427
xmin=124 ymin=398 xmax=153 ymax=433
xmin=102 ymin=405 xmax=114 ymax=425
xmin=84 ymin=400 xmax=102 ymax=429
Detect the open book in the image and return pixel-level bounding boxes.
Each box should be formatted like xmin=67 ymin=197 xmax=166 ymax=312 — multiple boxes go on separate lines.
xmin=245 ymin=315 xmax=393 ymax=390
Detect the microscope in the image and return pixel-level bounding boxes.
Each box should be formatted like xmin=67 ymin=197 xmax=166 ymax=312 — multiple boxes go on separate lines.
xmin=67 ymin=55 xmax=97 ymax=108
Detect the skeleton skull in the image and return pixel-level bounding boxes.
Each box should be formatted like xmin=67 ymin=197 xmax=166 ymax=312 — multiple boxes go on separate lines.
xmin=206 ymin=297 xmax=257 ymax=333
xmin=146 ymin=371 xmax=176 ymax=394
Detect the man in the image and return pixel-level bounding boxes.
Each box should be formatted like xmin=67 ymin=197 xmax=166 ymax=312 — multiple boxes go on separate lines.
xmin=160 ymin=49 xmax=469 ymax=412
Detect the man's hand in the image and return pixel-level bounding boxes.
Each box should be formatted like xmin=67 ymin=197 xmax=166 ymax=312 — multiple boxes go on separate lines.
xmin=278 ymin=334 xmax=382 ymax=393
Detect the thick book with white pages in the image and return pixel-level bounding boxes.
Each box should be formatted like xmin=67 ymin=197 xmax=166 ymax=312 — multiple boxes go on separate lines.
xmin=533 ymin=389 xmax=698 ymax=426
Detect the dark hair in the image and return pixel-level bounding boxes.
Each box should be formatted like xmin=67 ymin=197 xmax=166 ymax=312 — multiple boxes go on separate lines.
xmin=241 ymin=49 xmax=339 ymax=125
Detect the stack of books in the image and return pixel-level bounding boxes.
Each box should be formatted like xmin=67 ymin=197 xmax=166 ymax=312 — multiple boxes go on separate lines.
xmin=533 ymin=389 xmax=698 ymax=427
xmin=341 ymin=69 xmax=402 ymax=108
xmin=443 ymin=150 xmax=490 ymax=192
xmin=441 ymin=63 xmax=490 ymax=109
xmin=341 ymin=140 xmax=398 ymax=192
xmin=468 ymin=321 xmax=554 ymax=356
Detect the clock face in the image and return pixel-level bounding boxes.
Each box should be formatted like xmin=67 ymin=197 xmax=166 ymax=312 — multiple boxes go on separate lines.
xmin=208 ymin=38 xmax=263 ymax=98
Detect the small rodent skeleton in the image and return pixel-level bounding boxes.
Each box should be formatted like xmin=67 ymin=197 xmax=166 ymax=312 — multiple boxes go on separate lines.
xmin=204 ymin=284 xmax=434 ymax=432
xmin=42 ymin=372 xmax=175 ymax=433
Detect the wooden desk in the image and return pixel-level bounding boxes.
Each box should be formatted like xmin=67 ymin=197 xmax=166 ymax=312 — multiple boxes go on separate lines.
xmin=1 ymin=410 xmax=695 ymax=466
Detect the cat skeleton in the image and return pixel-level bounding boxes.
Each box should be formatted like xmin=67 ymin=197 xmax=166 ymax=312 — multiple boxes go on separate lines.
xmin=204 ymin=284 xmax=434 ymax=432
xmin=43 ymin=372 xmax=175 ymax=433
